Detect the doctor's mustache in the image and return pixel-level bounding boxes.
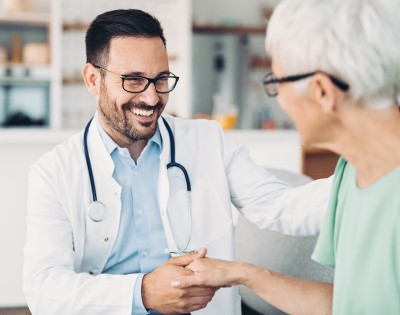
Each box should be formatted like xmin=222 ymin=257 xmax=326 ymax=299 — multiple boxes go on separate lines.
xmin=122 ymin=100 xmax=165 ymax=112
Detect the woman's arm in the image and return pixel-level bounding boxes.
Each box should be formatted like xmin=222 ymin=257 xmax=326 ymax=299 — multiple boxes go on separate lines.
xmin=171 ymin=256 xmax=333 ymax=315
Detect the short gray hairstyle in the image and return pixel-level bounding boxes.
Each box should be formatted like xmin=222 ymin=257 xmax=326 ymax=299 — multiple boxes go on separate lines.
xmin=266 ymin=0 xmax=400 ymax=110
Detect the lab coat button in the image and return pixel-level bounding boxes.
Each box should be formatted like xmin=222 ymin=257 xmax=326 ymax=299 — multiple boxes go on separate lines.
xmin=89 ymin=271 xmax=94 ymax=275
xmin=104 ymin=237 xmax=109 ymax=242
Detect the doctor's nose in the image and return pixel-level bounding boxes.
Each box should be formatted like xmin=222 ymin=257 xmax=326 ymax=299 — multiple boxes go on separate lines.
xmin=138 ymin=82 xmax=160 ymax=106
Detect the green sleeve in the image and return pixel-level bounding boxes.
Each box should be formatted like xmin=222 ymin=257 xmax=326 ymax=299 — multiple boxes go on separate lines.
xmin=312 ymin=157 xmax=347 ymax=268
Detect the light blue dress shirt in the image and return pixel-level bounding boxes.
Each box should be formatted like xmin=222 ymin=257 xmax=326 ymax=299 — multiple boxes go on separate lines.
xmin=95 ymin=117 xmax=170 ymax=315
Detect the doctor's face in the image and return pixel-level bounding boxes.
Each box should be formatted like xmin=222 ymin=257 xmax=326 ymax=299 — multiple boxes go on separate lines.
xmin=97 ymin=36 xmax=169 ymax=143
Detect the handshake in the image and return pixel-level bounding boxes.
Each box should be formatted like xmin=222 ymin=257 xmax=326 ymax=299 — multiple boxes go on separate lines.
xmin=141 ymin=248 xmax=243 ymax=314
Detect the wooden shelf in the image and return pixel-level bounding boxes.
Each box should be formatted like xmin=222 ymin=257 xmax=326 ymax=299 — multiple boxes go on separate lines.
xmin=62 ymin=22 xmax=89 ymax=31
xmin=0 ymin=62 xmax=50 ymax=67
xmin=193 ymin=24 xmax=266 ymax=35
xmin=62 ymin=54 xmax=179 ymax=85
xmin=0 ymin=12 xmax=50 ymax=25
xmin=62 ymin=76 xmax=83 ymax=85
xmin=0 ymin=77 xmax=50 ymax=84
xmin=65 ymin=22 xmax=268 ymax=35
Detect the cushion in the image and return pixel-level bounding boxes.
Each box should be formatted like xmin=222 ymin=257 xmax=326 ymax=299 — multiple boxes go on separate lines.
xmin=234 ymin=169 xmax=334 ymax=315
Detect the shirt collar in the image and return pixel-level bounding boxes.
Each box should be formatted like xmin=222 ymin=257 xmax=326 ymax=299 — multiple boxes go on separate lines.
xmin=94 ymin=112 xmax=163 ymax=155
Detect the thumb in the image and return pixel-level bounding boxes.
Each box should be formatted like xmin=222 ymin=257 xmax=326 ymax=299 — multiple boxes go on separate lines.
xmin=170 ymin=275 xmax=200 ymax=289
xmin=168 ymin=248 xmax=207 ymax=267
xmin=197 ymin=247 xmax=207 ymax=258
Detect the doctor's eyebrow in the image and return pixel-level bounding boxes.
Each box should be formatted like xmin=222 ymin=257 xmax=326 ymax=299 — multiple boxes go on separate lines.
xmin=122 ymin=70 xmax=172 ymax=77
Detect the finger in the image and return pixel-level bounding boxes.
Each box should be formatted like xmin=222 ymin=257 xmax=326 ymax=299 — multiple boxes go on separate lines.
xmin=180 ymin=286 xmax=217 ymax=298
xmin=171 ymin=275 xmax=203 ymax=288
xmin=185 ymin=286 xmax=218 ymax=297
xmin=183 ymin=295 xmax=214 ymax=308
xmin=180 ymin=301 xmax=212 ymax=314
xmin=197 ymin=248 xmax=207 ymax=258
xmin=168 ymin=251 xmax=203 ymax=267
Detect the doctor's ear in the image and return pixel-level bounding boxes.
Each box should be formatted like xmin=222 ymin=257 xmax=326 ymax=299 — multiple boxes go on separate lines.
xmin=82 ymin=63 xmax=101 ymax=96
xmin=308 ymin=73 xmax=338 ymax=113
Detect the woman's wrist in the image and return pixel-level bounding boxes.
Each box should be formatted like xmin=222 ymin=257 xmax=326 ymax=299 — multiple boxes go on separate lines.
xmin=237 ymin=263 xmax=271 ymax=288
xmin=232 ymin=263 xmax=255 ymax=286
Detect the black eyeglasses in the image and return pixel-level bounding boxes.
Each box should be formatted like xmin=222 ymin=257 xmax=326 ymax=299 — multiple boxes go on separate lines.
xmin=262 ymin=71 xmax=350 ymax=97
xmin=93 ymin=65 xmax=179 ymax=93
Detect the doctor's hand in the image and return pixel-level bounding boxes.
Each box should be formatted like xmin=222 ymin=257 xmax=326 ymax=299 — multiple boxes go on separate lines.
xmin=142 ymin=249 xmax=218 ymax=314
xmin=170 ymin=257 xmax=247 ymax=289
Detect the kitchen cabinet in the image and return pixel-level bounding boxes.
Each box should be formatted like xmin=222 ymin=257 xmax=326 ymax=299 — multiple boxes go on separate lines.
xmin=0 ymin=0 xmax=191 ymax=130
xmin=0 ymin=2 xmax=57 ymax=127
xmin=192 ymin=23 xmax=295 ymax=130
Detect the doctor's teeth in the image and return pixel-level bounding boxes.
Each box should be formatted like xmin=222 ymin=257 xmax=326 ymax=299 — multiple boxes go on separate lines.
xmin=132 ymin=108 xmax=154 ymax=116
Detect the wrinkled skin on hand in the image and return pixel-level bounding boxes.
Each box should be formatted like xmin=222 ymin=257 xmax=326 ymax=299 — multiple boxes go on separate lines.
xmin=172 ymin=255 xmax=239 ymax=289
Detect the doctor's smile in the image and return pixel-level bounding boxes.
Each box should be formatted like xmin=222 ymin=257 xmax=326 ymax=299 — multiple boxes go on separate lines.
xmin=123 ymin=101 xmax=165 ymax=125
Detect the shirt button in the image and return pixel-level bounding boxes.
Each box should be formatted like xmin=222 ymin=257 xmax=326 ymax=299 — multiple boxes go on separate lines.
xmin=137 ymin=209 xmax=143 ymax=215
xmin=142 ymin=251 xmax=148 ymax=257
xmin=134 ymin=171 xmax=138 ymax=176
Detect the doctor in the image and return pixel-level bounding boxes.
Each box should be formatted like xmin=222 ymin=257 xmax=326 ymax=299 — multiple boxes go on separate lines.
xmin=23 ymin=8 xmax=331 ymax=315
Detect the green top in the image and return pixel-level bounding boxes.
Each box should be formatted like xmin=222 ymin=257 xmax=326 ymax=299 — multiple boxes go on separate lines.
xmin=312 ymin=157 xmax=400 ymax=315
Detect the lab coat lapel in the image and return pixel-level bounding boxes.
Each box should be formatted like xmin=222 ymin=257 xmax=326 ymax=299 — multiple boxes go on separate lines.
xmin=158 ymin=115 xmax=180 ymax=253
xmin=80 ymin=121 xmax=122 ymax=273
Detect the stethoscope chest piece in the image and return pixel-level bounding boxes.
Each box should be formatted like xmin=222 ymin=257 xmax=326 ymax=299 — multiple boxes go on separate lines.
xmin=88 ymin=201 xmax=107 ymax=222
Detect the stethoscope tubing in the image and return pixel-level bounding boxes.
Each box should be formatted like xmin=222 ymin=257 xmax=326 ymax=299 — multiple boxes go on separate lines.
xmin=161 ymin=117 xmax=191 ymax=192
xmin=84 ymin=116 xmax=192 ymax=253
xmin=84 ymin=117 xmax=98 ymax=202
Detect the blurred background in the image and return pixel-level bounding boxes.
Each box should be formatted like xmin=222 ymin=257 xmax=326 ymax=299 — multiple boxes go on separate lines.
xmin=0 ymin=0 xmax=290 ymax=130
xmin=0 ymin=0 xmax=338 ymax=314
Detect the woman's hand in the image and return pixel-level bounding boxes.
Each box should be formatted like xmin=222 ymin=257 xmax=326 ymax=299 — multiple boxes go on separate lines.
xmin=170 ymin=254 xmax=248 ymax=289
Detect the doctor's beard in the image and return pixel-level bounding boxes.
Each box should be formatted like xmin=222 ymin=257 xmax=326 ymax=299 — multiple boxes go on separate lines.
xmin=98 ymin=82 xmax=166 ymax=143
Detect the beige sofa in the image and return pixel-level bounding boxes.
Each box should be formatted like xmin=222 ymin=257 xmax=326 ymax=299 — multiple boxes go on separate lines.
xmin=234 ymin=169 xmax=334 ymax=315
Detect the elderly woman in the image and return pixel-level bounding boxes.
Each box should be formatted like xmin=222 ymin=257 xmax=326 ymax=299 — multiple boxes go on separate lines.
xmin=171 ymin=0 xmax=400 ymax=314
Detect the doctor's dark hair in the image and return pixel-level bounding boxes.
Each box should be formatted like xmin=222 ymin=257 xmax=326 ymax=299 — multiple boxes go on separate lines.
xmin=85 ymin=9 xmax=166 ymax=67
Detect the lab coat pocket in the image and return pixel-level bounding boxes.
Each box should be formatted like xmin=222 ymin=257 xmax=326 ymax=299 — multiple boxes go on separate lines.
xmin=167 ymin=175 xmax=231 ymax=251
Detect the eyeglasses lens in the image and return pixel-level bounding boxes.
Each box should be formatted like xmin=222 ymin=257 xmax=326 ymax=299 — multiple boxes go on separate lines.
xmin=123 ymin=77 xmax=178 ymax=93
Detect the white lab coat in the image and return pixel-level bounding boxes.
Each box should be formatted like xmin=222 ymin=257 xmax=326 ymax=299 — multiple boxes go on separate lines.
xmin=23 ymin=114 xmax=332 ymax=315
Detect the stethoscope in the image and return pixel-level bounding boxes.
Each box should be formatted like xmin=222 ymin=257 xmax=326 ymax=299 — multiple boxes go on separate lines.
xmin=84 ymin=117 xmax=192 ymax=254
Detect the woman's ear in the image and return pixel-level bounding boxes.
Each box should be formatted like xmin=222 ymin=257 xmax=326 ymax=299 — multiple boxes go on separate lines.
xmin=82 ymin=63 xmax=101 ymax=96
xmin=308 ymin=73 xmax=338 ymax=113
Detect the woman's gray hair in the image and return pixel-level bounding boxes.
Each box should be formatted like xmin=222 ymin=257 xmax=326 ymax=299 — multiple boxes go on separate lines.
xmin=266 ymin=0 xmax=400 ymax=109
